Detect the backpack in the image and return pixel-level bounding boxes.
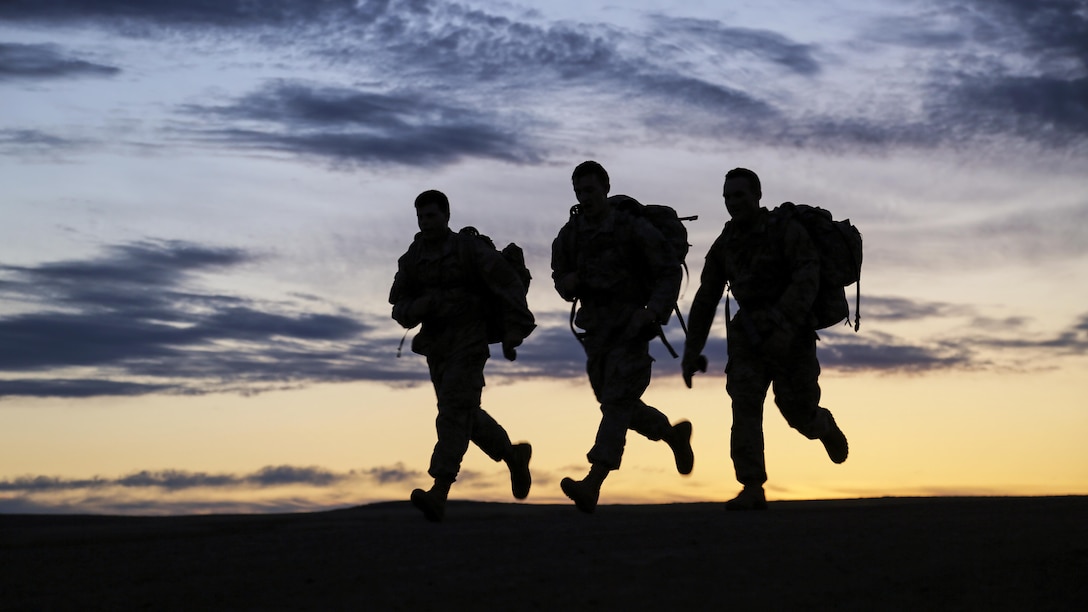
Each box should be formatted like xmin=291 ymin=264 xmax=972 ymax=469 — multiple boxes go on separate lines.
xmin=607 ymin=194 xmax=694 ymax=265
xmin=566 ymin=195 xmax=698 ymax=357
xmin=457 ymin=226 xmax=532 ymax=344
xmin=772 ymin=202 xmax=863 ymax=331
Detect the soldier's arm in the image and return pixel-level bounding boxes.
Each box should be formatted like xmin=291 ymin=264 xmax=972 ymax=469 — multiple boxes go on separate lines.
xmin=550 ymin=225 xmax=578 ymax=302
xmin=683 ymin=237 xmax=728 ymax=360
xmin=389 ymin=257 xmax=427 ymax=329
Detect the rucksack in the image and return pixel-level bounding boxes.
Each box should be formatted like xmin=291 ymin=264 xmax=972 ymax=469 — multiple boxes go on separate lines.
xmin=395 ymin=227 xmax=531 ymax=358
xmin=566 ymin=195 xmax=698 ymax=357
xmin=772 ymin=202 xmax=863 ymax=331
xmin=607 ymin=194 xmax=694 ymax=265
xmin=457 ymin=226 xmax=532 ymax=344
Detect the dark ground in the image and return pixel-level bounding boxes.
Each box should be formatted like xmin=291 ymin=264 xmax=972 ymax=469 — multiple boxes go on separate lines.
xmin=2 ymin=496 xmax=1086 ymax=611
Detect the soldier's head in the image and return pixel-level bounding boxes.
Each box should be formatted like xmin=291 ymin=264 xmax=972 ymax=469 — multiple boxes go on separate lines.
xmin=414 ymin=189 xmax=450 ymax=241
xmin=571 ymin=160 xmax=611 ymax=221
xmin=723 ymin=167 xmax=762 ymax=225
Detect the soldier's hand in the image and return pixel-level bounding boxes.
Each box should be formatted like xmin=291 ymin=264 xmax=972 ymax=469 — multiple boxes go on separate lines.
xmin=681 ymin=354 xmax=708 ymax=389
xmin=409 ymin=294 xmax=435 ymax=320
xmin=501 ymin=335 xmax=522 ymax=361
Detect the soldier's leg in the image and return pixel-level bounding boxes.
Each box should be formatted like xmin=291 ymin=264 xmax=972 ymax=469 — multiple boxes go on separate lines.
xmin=614 ymin=340 xmax=671 ymax=440
xmin=427 ymin=351 xmax=487 ymax=483
xmin=612 ymin=342 xmax=694 ymax=475
xmin=586 ymin=341 xmax=652 ymax=470
xmin=471 ymin=405 xmax=533 ymax=499
xmin=772 ymin=332 xmax=848 ymax=463
xmin=470 ymin=407 xmax=514 ymax=462
xmin=453 ymin=355 xmax=534 ymax=499
xmin=561 ymin=338 xmax=628 ymax=512
xmin=725 ymin=332 xmax=772 ymax=487
xmin=771 ymin=332 xmax=832 ymax=439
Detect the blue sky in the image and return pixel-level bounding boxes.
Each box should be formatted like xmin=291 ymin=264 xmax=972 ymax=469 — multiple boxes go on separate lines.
xmin=1 ymin=0 xmax=1086 ymax=513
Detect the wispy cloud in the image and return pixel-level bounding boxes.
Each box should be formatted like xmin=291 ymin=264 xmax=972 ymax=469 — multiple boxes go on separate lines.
xmin=0 ymin=461 xmax=569 ymax=514
xmin=912 ymin=0 xmax=1088 ymax=147
xmin=180 ymin=81 xmax=545 ymax=168
xmin=875 ymin=200 xmax=1088 ymax=270
xmin=0 ymin=464 xmax=421 ymax=492
xmin=0 ymin=462 xmax=430 ymax=514
xmin=649 ymin=15 xmax=823 ymax=76
xmin=0 ymin=128 xmax=92 ymax=158
xmin=5 ymin=0 xmax=1083 ymax=164
xmin=1 ymin=237 xmax=1081 ymax=397
xmin=0 ymin=240 xmax=425 ymax=397
xmin=0 ymin=42 xmax=119 ymax=81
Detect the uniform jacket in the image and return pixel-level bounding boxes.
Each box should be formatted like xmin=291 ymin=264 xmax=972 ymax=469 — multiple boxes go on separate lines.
xmin=685 ymin=207 xmax=819 ymax=355
xmin=551 ymin=208 xmax=682 ymax=338
xmin=390 ymin=229 xmax=535 ymax=358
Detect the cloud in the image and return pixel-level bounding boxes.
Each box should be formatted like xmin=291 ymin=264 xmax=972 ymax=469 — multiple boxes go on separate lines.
xmin=0 ymin=379 xmax=173 ymax=399
xmin=958 ymin=0 xmax=1088 ymax=59
xmin=0 ymin=463 xmax=422 ymax=493
xmin=815 ymin=296 xmax=1088 ymax=373
xmin=910 ymin=0 xmax=1088 ymax=146
xmin=0 ymin=238 xmax=1080 ymax=398
xmin=949 ymin=76 xmax=1088 ymax=146
xmin=819 ymin=331 xmax=974 ymax=373
xmin=649 ymin=15 xmax=822 ymax=76
xmin=0 ymin=0 xmax=350 ymax=29
xmin=7 ymin=0 xmax=1084 ymax=166
xmin=860 ymin=296 xmax=975 ymax=322
xmin=0 ymin=128 xmax=92 ymax=158
xmin=972 ymin=311 xmax=1088 ymax=355
xmin=877 ymin=200 xmax=1088 ymax=270
xmin=670 ymin=292 xmax=1087 ymax=375
xmin=2 ymin=0 xmax=782 ymax=164
xmin=0 ymin=42 xmax=120 ymax=81
xmin=180 ymin=81 xmax=545 ymax=168
xmin=0 ymin=240 xmax=428 ymax=397
xmin=0 ymin=463 xmax=431 ymax=514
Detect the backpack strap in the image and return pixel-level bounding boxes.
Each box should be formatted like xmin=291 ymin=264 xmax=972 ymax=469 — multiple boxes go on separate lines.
xmin=854 ymin=275 xmax=861 ymax=331
xmin=570 ymin=202 xmax=687 ymax=355
xmin=396 ymin=327 xmax=413 ymax=358
xmin=569 ymin=299 xmax=586 ymax=346
xmin=656 ymin=326 xmax=679 ymax=358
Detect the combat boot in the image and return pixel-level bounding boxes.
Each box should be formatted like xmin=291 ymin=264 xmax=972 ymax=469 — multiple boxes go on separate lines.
xmin=507 ymin=442 xmax=532 ymax=500
xmin=560 ymin=477 xmax=600 ymax=514
xmin=410 ymin=479 xmax=451 ymax=522
xmin=726 ymin=485 xmax=767 ymax=511
xmin=665 ymin=420 xmax=694 ymax=475
xmin=561 ymin=464 xmax=607 ymax=514
xmin=820 ymin=416 xmax=849 ymax=464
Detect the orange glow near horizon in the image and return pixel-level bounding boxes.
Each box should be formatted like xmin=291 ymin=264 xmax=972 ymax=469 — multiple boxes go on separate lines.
xmin=2 ymin=364 xmax=1086 ymax=514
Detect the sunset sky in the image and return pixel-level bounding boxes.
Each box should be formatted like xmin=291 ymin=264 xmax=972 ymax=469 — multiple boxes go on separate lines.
xmin=2 ymin=0 xmax=1086 ymax=514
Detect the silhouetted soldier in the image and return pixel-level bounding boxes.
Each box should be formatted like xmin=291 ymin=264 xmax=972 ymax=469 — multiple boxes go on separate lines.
xmin=682 ymin=168 xmax=849 ymax=511
xmin=390 ymin=189 xmax=536 ymax=522
xmin=551 ymin=161 xmax=694 ymax=513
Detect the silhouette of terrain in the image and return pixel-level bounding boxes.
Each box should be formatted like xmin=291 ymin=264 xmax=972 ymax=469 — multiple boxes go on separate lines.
xmin=2 ymin=496 xmax=1086 ymax=610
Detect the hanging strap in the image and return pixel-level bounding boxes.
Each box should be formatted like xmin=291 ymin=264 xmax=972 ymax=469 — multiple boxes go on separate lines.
xmin=724 ymin=283 xmax=731 ymax=337
xmin=656 ymin=325 xmax=679 ymax=358
xmin=853 ymin=276 xmax=861 ymax=331
xmin=396 ymin=325 xmax=416 ymax=358
xmin=569 ymin=299 xmax=586 ymax=345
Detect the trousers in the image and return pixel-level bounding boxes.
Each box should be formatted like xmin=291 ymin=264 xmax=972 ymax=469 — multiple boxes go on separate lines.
xmin=726 ymin=324 xmax=834 ymax=486
xmin=583 ymin=334 xmax=672 ymax=470
xmin=426 ymin=349 xmax=512 ymax=481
